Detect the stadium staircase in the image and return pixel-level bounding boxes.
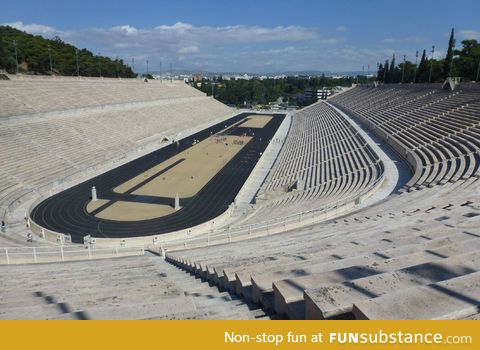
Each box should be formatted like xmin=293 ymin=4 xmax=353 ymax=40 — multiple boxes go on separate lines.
xmin=0 ymin=251 xmax=277 ymax=319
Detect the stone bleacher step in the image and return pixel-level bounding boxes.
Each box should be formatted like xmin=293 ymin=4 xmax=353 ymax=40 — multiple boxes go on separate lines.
xmin=244 ymin=253 xmax=379 ymax=303
xmin=0 ymin=278 xmax=186 ymax=307
xmin=73 ymin=296 xmax=198 ymax=320
xmin=0 ymin=259 xmax=157 ymax=276
xmin=163 ymin=292 xmax=263 ymax=320
xmin=229 ymin=226 xmax=465 ymax=298
xmin=144 ymin=305 xmax=269 ymax=320
xmin=271 ymin=237 xmax=480 ymax=317
xmin=0 ymin=256 xmax=155 ymax=276
xmin=247 ymin=231 xmax=478 ymax=309
xmin=181 ymin=287 xmax=273 ymax=319
xmin=304 ymin=249 xmax=480 ymax=319
xmin=159 ymin=256 xmax=273 ymax=320
xmin=226 ymin=253 xmax=377 ymax=295
xmin=171 ymin=225 xmax=474 ymax=296
xmin=0 ymin=281 xmax=185 ymax=311
xmin=352 ymin=270 xmax=480 ymax=320
xmin=460 ymin=313 xmax=480 ymax=320
xmin=0 ymin=253 xmax=273 ymax=320
xmin=1 ymin=270 xmax=164 ymax=292
xmin=168 ymin=206 xmax=457 ymax=267
xmin=0 ymin=303 xmax=65 ymax=320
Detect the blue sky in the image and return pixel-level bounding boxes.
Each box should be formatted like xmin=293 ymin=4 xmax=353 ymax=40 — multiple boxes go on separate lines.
xmin=1 ymin=0 xmax=479 ymax=73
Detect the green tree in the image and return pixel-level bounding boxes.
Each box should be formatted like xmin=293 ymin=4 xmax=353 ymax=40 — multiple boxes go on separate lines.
xmin=444 ymin=28 xmax=455 ymax=78
xmin=0 ymin=35 xmax=14 ymax=70
xmin=417 ymin=49 xmax=427 ymax=82
xmin=252 ymin=79 xmax=267 ymax=104
xmin=383 ymin=59 xmax=389 ymax=82
xmin=376 ymin=63 xmax=384 ymax=82
xmin=0 ymin=25 xmax=136 ymax=77
xmin=194 ymin=75 xmax=354 ymax=108
xmin=454 ymin=39 xmax=480 ymax=81
xmin=388 ymin=54 xmax=396 ymax=83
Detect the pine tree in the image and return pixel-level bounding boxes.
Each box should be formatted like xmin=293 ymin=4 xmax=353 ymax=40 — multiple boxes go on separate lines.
xmin=389 ymin=54 xmax=396 ymax=83
xmin=419 ymin=49 xmax=426 ymax=68
xmin=444 ymin=28 xmax=455 ymax=78
xmin=0 ymin=38 xmax=9 ymax=70
xmin=417 ymin=49 xmax=427 ymax=82
xmin=384 ymin=59 xmax=389 ymax=83
xmin=377 ymin=63 xmax=384 ymax=81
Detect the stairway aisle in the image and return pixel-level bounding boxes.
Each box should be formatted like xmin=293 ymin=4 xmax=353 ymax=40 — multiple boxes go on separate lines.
xmin=0 ymin=252 xmax=275 ymax=320
xmin=149 ymin=253 xmax=275 ymax=320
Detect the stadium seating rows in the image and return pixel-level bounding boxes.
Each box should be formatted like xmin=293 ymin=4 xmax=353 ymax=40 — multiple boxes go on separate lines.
xmin=0 ymin=253 xmax=274 ymax=319
xmin=0 ymin=78 xmax=204 ymax=117
xmin=2 ymin=81 xmax=480 ymax=320
xmin=329 ymin=84 xmax=480 ymax=190
xmin=165 ymin=84 xmax=480 ymax=320
xmin=166 ymin=177 xmax=480 ymax=319
xmin=236 ymin=101 xmax=384 ymax=226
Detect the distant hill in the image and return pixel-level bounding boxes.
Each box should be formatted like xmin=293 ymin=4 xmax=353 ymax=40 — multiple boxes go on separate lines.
xmin=0 ymin=26 xmax=135 ymax=77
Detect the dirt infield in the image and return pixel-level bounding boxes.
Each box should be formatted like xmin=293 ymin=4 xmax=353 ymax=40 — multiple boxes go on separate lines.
xmin=239 ymin=115 xmax=272 ymax=128
xmin=91 ymin=134 xmax=251 ymax=221
xmin=86 ymin=199 xmax=109 ymax=213
xmin=95 ymin=201 xmax=175 ymax=221
xmin=115 ymin=135 xmax=251 ymax=198
xmin=87 ymin=117 xmax=261 ymax=221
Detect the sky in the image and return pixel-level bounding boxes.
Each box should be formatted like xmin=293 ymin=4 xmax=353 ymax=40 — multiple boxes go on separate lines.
xmin=1 ymin=0 xmax=479 ymax=73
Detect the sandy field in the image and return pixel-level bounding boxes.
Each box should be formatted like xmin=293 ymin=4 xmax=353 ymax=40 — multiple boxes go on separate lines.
xmin=239 ymin=115 xmax=272 ymax=128
xmin=115 ymin=135 xmax=251 ymax=198
xmin=94 ymin=201 xmax=175 ymax=221
xmin=85 ymin=115 xmax=272 ymax=221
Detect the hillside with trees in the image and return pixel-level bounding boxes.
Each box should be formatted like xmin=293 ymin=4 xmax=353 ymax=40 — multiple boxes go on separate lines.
xmin=0 ymin=25 xmax=135 ymax=77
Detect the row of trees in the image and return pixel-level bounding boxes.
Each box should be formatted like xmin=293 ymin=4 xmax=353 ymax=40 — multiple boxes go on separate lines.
xmin=196 ymin=75 xmax=356 ymax=107
xmin=377 ymin=29 xmax=480 ymax=83
xmin=0 ymin=26 xmax=135 ymax=77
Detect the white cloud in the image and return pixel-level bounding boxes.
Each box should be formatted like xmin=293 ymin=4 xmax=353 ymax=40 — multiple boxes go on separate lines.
xmin=336 ymin=25 xmax=347 ymax=32
xmin=3 ymin=21 xmax=316 ymax=45
xmin=2 ymin=22 xmax=325 ymax=66
xmin=2 ymin=21 xmax=62 ymax=37
xmin=111 ymin=25 xmax=138 ymax=35
xmin=458 ymin=30 xmax=480 ymax=40
xmin=382 ymin=36 xmax=424 ymax=43
xmin=1 ymin=21 xmax=401 ymax=72
xmin=178 ymin=46 xmax=199 ymax=54
xmin=433 ymin=50 xmax=445 ymax=60
xmin=155 ymin=22 xmax=193 ymax=31
xmin=318 ymin=38 xmax=343 ymax=44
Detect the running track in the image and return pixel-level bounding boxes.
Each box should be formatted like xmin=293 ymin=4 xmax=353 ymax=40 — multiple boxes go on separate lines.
xmin=31 ymin=113 xmax=285 ymax=243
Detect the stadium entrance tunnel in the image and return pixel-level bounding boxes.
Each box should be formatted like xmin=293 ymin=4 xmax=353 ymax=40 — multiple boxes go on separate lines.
xmin=30 ymin=113 xmax=285 ymax=243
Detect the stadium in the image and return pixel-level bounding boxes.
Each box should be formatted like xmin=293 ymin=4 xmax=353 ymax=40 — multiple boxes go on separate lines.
xmin=0 ymin=18 xmax=479 ymax=320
